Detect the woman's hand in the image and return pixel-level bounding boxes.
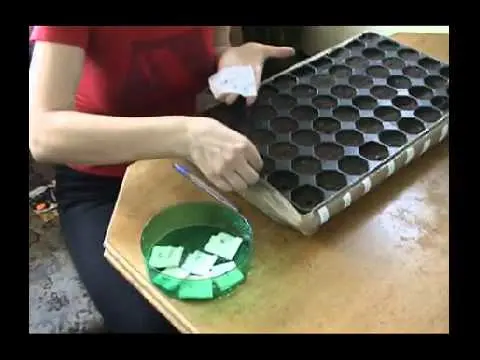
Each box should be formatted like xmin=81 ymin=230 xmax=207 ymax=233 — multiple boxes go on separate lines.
xmin=186 ymin=117 xmax=263 ymax=192
xmin=217 ymin=42 xmax=295 ymax=106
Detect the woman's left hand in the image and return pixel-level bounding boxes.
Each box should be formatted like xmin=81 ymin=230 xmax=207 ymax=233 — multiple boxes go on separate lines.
xmin=217 ymin=42 xmax=295 ymax=106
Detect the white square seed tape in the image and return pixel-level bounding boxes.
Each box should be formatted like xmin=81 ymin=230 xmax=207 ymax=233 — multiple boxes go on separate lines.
xmin=181 ymin=250 xmax=218 ymax=276
xmin=204 ymin=233 xmax=243 ymax=260
xmin=208 ymin=65 xmax=257 ymax=99
xmin=209 ymin=261 xmax=236 ymax=277
xmin=161 ymin=267 xmax=190 ymax=280
xmin=190 ymin=261 xmax=237 ymax=279
xmin=209 ymin=66 xmax=257 ymax=97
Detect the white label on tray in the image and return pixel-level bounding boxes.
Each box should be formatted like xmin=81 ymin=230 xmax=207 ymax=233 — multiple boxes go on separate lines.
xmin=422 ymin=139 xmax=431 ymax=154
xmin=387 ymin=161 xmax=395 ymax=177
xmin=343 ymin=192 xmax=352 ymax=208
xmin=440 ymin=124 xmax=449 ymax=142
xmin=405 ymin=147 xmax=415 ymax=164
xmin=317 ymin=206 xmax=330 ymax=225
xmin=362 ymin=177 xmax=372 ymax=194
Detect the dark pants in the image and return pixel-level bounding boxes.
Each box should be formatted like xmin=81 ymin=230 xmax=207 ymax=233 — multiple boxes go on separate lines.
xmin=54 ymin=165 xmax=179 ymax=333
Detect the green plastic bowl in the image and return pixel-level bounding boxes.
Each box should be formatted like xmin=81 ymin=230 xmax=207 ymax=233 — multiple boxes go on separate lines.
xmin=141 ymin=201 xmax=253 ymax=301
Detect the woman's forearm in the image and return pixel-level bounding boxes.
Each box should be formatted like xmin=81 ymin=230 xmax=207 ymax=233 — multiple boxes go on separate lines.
xmin=29 ymin=110 xmax=192 ymax=165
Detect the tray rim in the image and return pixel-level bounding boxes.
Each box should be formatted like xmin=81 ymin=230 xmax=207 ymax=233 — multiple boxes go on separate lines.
xmin=245 ymin=30 xmax=449 ymax=234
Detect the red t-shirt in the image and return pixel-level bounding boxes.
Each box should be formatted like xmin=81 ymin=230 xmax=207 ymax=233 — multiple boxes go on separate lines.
xmin=30 ymin=26 xmax=217 ymax=177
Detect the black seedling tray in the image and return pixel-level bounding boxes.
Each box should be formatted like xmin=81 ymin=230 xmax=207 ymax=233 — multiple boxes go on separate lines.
xmin=205 ymin=32 xmax=449 ymax=216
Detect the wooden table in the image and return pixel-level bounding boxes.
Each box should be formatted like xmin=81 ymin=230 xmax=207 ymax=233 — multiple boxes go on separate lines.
xmin=104 ymin=33 xmax=449 ymax=334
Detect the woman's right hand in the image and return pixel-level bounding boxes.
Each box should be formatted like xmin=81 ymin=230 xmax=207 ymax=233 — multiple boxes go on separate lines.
xmin=186 ymin=117 xmax=263 ymax=192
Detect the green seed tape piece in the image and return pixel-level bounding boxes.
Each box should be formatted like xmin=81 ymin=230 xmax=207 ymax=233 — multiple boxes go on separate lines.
xmin=178 ymin=279 xmax=214 ymax=300
xmin=148 ymin=246 xmax=183 ymax=269
xmin=214 ymin=268 xmax=245 ymax=292
xmin=152 ymin=274 xmax=183 ymax=292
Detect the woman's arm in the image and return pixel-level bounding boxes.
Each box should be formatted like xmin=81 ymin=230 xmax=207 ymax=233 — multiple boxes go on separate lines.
xmin=29 ymin=26 xmax=264 ymax=192
xmin=29 ymin=41 xmax=192 ymax=165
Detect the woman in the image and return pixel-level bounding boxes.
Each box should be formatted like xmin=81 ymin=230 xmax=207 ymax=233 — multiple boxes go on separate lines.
xmin=29 ymin=26 xmax=294 ymax=333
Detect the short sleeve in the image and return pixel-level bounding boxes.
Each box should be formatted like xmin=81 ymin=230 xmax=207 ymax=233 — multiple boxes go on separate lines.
xmin=30 ymin=26 xmax=90 ymax=49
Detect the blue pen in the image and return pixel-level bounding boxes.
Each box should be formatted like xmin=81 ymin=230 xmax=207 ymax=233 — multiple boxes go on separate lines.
xmin=173 ymin=163 xmax=239 ymax=212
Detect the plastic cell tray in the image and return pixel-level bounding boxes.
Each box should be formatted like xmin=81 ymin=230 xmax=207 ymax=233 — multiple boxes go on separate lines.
xmin=204 ymin=32 xmax=449 ymax=234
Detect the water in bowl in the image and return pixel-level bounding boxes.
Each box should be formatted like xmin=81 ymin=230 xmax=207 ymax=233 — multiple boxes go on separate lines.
xmin=148 ymin=225 xmax=252 ymax=300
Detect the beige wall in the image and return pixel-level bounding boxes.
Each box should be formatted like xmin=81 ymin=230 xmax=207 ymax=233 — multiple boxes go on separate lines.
xmin=302 ymin=26 xmax=449 ymax=55
xmin=30 ymin=26 xmax=449 ymax=54
xmin=230 ymin=26 xmax=244 ymax=46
